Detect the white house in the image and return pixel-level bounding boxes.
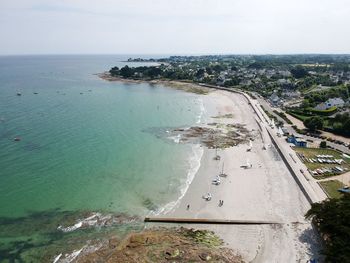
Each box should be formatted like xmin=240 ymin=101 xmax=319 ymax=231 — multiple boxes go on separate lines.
xmin=269 ymin=92 xmax=280 ymax=105
xmin=314 ymin=97 xmax=345 ymax=110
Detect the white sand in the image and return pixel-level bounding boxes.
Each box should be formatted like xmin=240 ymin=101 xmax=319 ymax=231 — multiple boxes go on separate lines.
xmin=163 ymin=90 xmax=322 ymax=262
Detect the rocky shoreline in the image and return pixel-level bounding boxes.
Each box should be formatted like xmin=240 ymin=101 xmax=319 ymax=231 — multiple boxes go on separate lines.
xmin=97 ymin=72 xmax=211 ymax=95
xmin=173 ymin=123 xmax=255 ymax=149
xmin=70 ymin=228 xmax=244 ymax=263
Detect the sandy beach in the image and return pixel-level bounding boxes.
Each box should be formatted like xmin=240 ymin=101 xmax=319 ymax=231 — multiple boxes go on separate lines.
xmin=160 ymin=90 xmax=322 ymax=262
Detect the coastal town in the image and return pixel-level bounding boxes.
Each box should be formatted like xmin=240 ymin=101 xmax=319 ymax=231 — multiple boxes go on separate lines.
xmin=2 ymin=0 xmax=350 ymax=262
xmin=109 ymin=55 xmax=350 ymax=195
xmin=112 ymin=55 xmax=350 ymax=150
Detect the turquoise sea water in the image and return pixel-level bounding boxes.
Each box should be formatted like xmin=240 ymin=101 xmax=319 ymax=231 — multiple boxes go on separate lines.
xmin=0 ymin=55 xmax=203 ymax=261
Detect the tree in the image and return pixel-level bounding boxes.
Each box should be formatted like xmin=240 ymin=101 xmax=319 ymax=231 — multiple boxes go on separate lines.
xmin=320 ymin=141 xmax=327 ymax=148
xmin=212 ymin=64 xmax=224 ymax=72
xmin=301 ymin=99 xmax=311 ymax=108
xmin=144 ymin=67 xmax=162 ymax=79
xmin=205 ymin=67 xmax=213 ymax=75
xmin=343 ymin=119 xmax=350 ymax=136
xmin=195 ymin=68 xmax=205 ymax=79
xmin=291 ymin=66 xmax=309 ymax=79
xmin=305 ymin=195 xmax=350 ymax=262
xmin=304 ymin=116 xmax=324 ymax=132
xmin=120 ymin=66 xmax=133 ymax=78
xmin=109 ymin=66 xmax=119 ymax=76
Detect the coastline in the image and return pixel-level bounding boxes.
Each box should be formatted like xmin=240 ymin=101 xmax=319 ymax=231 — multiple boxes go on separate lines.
xmin=98 ymin=72 xmax=322 ymax=261
xmin=97 ymin=72 xmax=212 ymax=95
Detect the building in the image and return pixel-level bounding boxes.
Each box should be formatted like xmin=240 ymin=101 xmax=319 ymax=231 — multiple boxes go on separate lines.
xmin=269 ymin=92 xmax=281 ymax=106
xmin=325 ymin=97 xmax=345 ymax=108
xmin=314 ymin=102 xmax=328 ymax=111
xmin=287 ymin=136 xmax=307 ymax=147
xmin=314 ymin=97 xmax=345 ymax=110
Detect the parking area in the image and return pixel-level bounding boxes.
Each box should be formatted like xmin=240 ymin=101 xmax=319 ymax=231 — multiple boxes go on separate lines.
xmin=294 ymin=147 xmax=350 ymax=178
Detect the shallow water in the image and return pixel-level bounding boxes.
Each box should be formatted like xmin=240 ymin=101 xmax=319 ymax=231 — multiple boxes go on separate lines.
xmin=0 ymin=55 xmax=203 ymax=261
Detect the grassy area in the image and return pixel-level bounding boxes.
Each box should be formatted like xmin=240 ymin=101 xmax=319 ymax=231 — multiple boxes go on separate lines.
xmin=319 ymin=180 xmax=344 ymax=199
xmin=308 ymin=106 xmax=337 ymax=116
xmin=260 ymin=105 xmax=278 ymax=122
xmin=294 ymin=147 xmax=350 ymax=177
xmin=287 ymin=111 xmax=309 ymax=121
xmin=273 ymin=110 xmax=293 ymax=124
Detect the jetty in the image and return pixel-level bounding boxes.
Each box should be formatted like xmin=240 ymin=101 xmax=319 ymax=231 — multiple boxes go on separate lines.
xmin=144 ymin=217 xmax=280 ymax=225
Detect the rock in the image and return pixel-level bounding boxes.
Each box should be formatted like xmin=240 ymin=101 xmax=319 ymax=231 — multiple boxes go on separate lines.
xmin=199 ymin=253 xmax=212 ymax=261
xmin=71 ymin=228 xmax=244 ymax=263
xmin=164 ymin=248 xmax=181 ymax=259
xmin=108 ymin=238 xmax=119 ymax=249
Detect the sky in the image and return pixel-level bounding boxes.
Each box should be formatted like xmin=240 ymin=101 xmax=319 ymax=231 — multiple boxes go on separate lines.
xmin=0 ymin=0 xmax=350 ymax=55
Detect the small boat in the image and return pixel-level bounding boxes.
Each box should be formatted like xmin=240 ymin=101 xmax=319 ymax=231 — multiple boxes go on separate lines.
xmin=33 ymin=92 xmax=38 ymax=94
xmin=202 ymin=193 xmax=212 ymax=201
xmin=219 ymin=162 xmax=228 ymax=177
xmin=16 ymin=92 xmax=22 ymax=96
xmin=212 ymin=176 xmax=221 ymax=185
xmin=240 ymin=159 xmax=252 ymax=169
xmin=14 ymin=137 xmax=21 ymax=141
xmin=247 ymin=140 xmax=252 ymax=152
xmin=213 ymin=148 xmax=221 ymax=160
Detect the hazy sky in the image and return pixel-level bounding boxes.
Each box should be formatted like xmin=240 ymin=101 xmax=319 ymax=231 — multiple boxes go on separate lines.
xmin=1 ymin=0 xmax=349 ymax=55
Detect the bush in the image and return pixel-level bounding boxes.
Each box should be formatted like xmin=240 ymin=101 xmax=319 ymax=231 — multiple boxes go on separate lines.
xmin=304 ymin=116 xmax=324 ymax=132
xmin=273 ymin=110 xmax=293 ymax=124
xmin=320 ymin=141 xmax=327 ymax=148
xmin=308 ymin=106 xmax=338 ymax=116
xmin=305 ymin=195 xmax=350 ymax=262
xmin=287 ymin=110 xmax=311 ymax=121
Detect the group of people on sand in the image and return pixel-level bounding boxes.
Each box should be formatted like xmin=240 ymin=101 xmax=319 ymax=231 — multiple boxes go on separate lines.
xmin=186 ymin=198 xmax=224 ymax=211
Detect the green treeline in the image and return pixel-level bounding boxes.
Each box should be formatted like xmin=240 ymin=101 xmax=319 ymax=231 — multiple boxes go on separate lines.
xmin=306 ymin=194 xmax=350 ymax=262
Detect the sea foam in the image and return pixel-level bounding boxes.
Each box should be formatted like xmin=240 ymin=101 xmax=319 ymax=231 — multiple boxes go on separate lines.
xmin=154 ymin=97 xmax=205 ymax=215
xmin=154 ymin=144 xmax=203 ymax=215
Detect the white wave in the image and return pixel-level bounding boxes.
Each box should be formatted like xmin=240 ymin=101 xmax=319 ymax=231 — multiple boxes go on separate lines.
xmin=53 ymin=253 xmax=62 ymax=263
xmin=57 ymin=213 xmax=101 ymax=233
xmin=169 ymin=134 xmax=182 ymax=144
xmin=63 ymin=247 xmax=84 ymax=263
xmin=155 ymin=144 xmax=203 ymax=215
xmin=196 ymin=98 xmax=205 ymax=124
xmin=57 ymin=222 xmax=83 ymax=233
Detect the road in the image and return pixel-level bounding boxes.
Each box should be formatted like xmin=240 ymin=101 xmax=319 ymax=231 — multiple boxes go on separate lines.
xmin=255 ymin=94 xmax=350 ymax=154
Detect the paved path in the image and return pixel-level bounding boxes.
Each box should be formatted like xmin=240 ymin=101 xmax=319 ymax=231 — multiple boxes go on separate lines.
xmin=248 ymin=96 xmax=328 ymax=203
xmin=317 ymin=171 xmax=350 ymax=185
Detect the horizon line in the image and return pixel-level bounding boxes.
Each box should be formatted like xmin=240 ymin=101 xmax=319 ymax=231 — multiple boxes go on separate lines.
xmin=1 ymin=53 xmax=350 ymax=57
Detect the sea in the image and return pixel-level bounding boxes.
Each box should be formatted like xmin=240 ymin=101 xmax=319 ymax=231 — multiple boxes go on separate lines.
xmin=0 ymin=55 xmax=205 ymax=262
